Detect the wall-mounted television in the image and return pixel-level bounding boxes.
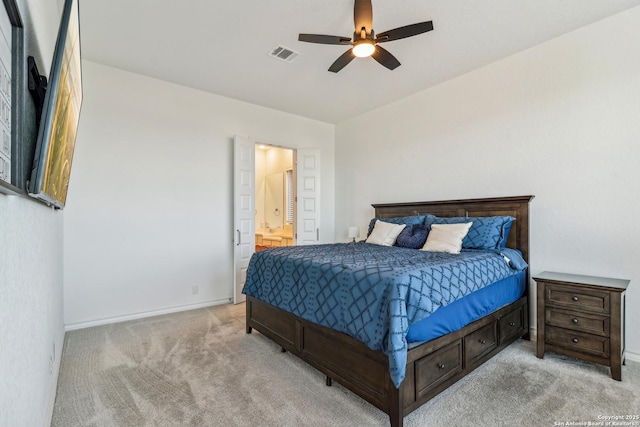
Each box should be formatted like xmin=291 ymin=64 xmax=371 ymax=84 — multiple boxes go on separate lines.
xmin=28 ymin=0 xmax=82 ymax=209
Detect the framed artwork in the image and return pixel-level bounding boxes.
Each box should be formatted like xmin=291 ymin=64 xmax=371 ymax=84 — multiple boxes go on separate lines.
xmin=28 ymin=0 xmax=82 ymax=208
xmin=0 ymin=0 xmax=28 ymax=196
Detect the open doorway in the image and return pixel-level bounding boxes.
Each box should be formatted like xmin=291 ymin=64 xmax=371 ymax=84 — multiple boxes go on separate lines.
xmin=234 ymin=136 xmax=320 ymax=303
xmin=254 ymin=144 xmax=295 ymax=252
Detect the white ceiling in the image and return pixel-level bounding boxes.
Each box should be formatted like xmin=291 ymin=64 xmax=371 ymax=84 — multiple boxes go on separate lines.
xmin=78 ymin=0 xmax=640 ymax=124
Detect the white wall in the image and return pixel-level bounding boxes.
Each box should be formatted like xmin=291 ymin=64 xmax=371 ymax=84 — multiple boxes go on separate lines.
xmin=0 ymin=199 xmax=64 ymax=427
xmin=63 ymin=61 xmax=335 ymax=327
xmin=335 ymin=7 xmax=640 ymax=359
xmin=1 ymin=1 xmax=64 ymax=425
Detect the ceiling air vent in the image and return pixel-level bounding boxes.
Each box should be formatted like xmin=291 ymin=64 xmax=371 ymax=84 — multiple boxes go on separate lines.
xmin=269 ymin=45 xmax=300 ymax=63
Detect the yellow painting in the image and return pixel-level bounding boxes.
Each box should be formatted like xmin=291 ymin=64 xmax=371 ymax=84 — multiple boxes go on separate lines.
xmin=29 ymin=0 xmax=82 ymax=208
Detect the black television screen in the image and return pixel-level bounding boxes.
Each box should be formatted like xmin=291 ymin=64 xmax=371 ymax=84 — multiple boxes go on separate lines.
xmin=28 ymin=0 xmax=82 ymax=209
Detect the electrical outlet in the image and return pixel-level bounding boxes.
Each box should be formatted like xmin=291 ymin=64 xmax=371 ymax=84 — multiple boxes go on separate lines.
xmin=192 ymin=285 xmax=199 ymax=295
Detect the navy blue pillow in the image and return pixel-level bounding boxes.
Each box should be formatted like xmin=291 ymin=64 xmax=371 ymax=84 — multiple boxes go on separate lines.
xmin=395 ymin=224 xmax=429 ymax=249
xmin=366 ymin=215 xmax=427 ymax=237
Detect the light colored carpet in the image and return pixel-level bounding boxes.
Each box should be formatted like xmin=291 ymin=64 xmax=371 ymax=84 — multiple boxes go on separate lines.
xmin=52 ymin=303 xmax=640 ymax=426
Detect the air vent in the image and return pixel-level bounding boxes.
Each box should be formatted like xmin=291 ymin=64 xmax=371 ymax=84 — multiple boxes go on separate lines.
xmin=269 ymin=45 xmax=300 ymax=63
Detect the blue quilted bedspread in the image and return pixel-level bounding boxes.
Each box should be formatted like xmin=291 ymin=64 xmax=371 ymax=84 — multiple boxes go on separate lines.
xmin=242 ymin=242 xmax=524 ymax=388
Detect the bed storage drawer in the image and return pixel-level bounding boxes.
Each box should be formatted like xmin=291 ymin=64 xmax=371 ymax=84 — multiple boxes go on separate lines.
xmin=499 ymin=304 xmax=527 ymax=344
xmin=465 ymin=322 xmax=498 ymax=365
xmin=415 ymin=340 xmax=463 ymax=398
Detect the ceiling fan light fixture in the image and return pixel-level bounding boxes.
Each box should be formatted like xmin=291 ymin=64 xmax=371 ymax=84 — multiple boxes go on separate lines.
xmin=298 ymin=0 xmax=434 ymax=72
xmin=352 ymin=40 xmax=375 ymax=57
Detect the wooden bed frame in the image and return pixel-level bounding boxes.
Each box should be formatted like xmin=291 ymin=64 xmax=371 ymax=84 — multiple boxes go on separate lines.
xmin=246 ymin=195 xmax=534 ymax=426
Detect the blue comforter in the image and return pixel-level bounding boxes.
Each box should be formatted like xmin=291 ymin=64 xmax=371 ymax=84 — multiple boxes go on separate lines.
xmin=242 ymin=242 xmax=525 ymax=388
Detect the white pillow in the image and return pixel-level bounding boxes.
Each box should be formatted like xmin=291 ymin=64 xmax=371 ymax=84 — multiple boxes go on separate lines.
xmin=421 ymin=223 xmax=472 ymax=254
xmin=366 ymin=220 xmax=406 ymax=246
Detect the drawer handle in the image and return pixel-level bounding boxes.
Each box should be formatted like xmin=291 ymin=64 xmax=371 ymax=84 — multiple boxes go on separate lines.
xmin=438 ymin=363 xmax=445 ymax=370
xmin=572 ymin=318 xmax=579 ymax=324
xmin=572 ymin=338 xmax=579 ymax=344
xmin=479 ymin=339 xmax=487 ymax=345
xmin=572 ymin=296 xmax=579 ymax=301
xmin=509 ymin=322 xmax=516 ymax=327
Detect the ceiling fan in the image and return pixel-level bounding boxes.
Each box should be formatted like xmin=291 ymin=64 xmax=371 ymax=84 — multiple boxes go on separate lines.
xmin=298 ymin=0 xmax=433 ymax=73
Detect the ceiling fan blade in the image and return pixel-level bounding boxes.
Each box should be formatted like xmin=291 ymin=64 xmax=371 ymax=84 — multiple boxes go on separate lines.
xmin=376 ymin=21 xmax=434 ymax=43
xmin=353 ymin=0 xmax=373 ymax=35
xmin=328 ymin=49 xmax=356 ymax=73
xmin=298 ymin=34 xmax=352 ymax=45
xmin=371 ymin=45 xmax=401 ymax=70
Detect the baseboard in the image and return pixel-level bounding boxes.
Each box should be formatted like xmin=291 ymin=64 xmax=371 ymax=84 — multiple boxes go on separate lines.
xmin=625 ymin=351 xmax=640 ymax=363
xmin=529 ymin=326 xmax=537 ymax=341
xmin=45 ymin=329 xmax=65 ymax=427
xmin=45 ymin=364 xmax=58 ymax=427
xmin=64 ymin=298 xmax=233 ymax=331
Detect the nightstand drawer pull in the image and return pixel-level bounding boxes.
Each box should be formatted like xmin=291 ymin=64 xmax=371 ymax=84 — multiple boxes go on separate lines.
xmin=509 ymin=322 xmax=516 ymax=327
xmin=438 ymin=363 xmax=445 ymax=370
xmin=572 ymin=296 xmax=579 ymax=301
xmin=572 ymin=338 xmax=579 ymax=343
xmin=572 ymin=318 xmax=579 ymax=324
xmin=479 ymin=339 xmax=486 ymax=345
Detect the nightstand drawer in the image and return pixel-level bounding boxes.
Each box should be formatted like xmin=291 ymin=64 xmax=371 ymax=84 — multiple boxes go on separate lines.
xmin=546 ymin=284 xmax=609 ymax=314
xmin=546 ymin=326 xmax=609 ymax=358
xmin=545 ymin=308 xmax=609 ymax=337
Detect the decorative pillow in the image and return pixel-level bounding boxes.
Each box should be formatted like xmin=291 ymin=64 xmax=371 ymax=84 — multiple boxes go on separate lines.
xmin=421 ymin=223 xmax=472 ymax=254
xmin=498 ymin=221 xmax=514 ymax=249
xmin=395 ymin=224 xmax=429 ymax=249
xmin=425 ymin=216 xmax=515 ymax=250
xmin=366 ymin=215 xmax=428 ymax=237
xmin=366 ymin=220 xmax=406 ymax=246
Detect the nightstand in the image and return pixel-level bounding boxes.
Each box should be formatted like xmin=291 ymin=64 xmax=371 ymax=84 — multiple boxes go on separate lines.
xmin=534 ymin=271 xmax=629 ymax=380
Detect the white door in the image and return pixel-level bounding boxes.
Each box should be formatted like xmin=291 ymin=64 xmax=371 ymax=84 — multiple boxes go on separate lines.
xmin=233 ymin=136 xmax=255 ymax=304
xmin=296 ymin=149 xmax=321 ymax=245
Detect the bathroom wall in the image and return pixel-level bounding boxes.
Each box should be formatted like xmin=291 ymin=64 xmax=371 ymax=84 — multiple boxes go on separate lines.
xmin=255 ymin=145 xmax=293 ymax=230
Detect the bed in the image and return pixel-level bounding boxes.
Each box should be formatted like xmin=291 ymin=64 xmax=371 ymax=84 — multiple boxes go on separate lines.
xmin=244 ymin=195 xmax=534 ymax=427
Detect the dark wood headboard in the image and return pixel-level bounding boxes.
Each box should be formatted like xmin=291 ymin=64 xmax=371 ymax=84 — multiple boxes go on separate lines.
xmin=372 ymin=195 xmax=534 ymax=264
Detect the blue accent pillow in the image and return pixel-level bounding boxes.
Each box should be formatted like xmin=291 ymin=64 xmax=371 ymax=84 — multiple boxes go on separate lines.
xmin=395 ymin=224 xmax=429 ymax=249
xmin=499 ymin=221 xmax=514 ymax=249
xmin=367 ymin=215 xmax=427 ymax=237
xmin=425 ymin=215 xmax=515 ymax=250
